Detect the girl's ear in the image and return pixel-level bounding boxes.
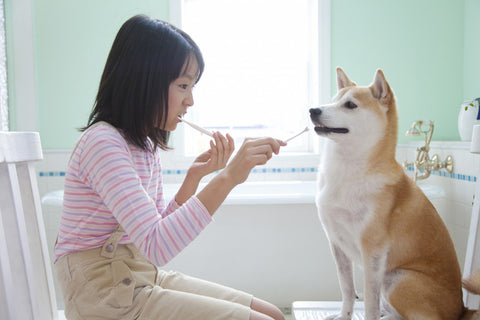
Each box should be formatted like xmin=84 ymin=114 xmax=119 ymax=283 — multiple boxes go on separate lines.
xmin=336 ymin=67 xmax=356 ymax=90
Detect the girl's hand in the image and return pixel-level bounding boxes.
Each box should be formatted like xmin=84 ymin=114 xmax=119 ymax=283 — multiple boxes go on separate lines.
xmin=222 ymin=137 xmax=286 ymax=185
xmin=188 ymin=132 xmax=235 ymax=179
xmin=196 ymin=136 xmax=286 ymax=214
xmin=175 ymin=132 xmax=234 ymax=205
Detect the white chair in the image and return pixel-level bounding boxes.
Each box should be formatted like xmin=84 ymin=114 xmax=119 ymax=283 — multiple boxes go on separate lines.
xmin=463 ymin=124 xmax=480 ymax=309
xmin=0 ymin=131 xmax=59 ymax=320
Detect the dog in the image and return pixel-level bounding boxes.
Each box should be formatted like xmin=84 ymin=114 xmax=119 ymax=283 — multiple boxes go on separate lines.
xmin=309 ymin=67 xmax=480 ymax=320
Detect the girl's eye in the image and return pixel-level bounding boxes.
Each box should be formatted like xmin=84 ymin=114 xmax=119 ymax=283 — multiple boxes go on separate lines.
xmin=179 ymin=84 xmax=189 ymax=90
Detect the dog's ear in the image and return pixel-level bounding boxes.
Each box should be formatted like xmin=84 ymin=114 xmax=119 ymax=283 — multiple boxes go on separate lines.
xmin=336 ymin=67 xmax=356 ymax=90
xmin=371 ymin=69 xmax=392 ymax=102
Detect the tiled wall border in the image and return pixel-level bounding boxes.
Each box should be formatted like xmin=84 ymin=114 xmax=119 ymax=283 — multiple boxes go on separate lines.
xmin=405 ymin=166 xmax=477 ymax=182
xmin=38 ymin=167 xmax=317 ymax=178
xmin=39 ymin=171 xmax=65 ymax=177
xmin=39 ymin=167 xmax=476 ymax=181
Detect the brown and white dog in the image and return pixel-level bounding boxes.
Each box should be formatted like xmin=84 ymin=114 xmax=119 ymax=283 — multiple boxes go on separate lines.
xmin=309 ymin=67 xmax=480 ymax=320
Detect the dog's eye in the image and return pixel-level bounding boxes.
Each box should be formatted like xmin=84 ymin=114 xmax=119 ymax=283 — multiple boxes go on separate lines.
xmin=344 ymin=101 xmax=358 ymax=109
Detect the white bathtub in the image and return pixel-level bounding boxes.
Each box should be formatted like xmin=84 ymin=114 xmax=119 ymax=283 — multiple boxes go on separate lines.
xmin=41 ymin=180 xmax=444 ymax=207
xmin=41 ymin=180 xmax=445 ymax=310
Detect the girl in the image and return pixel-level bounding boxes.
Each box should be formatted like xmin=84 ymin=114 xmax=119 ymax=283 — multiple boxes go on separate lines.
xmin=54 ymin=14 xmax=286 ymax=320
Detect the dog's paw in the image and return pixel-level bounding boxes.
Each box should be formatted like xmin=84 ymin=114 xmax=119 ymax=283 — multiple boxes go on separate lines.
xmin=324 ymin=315 xmax=351 ymax=320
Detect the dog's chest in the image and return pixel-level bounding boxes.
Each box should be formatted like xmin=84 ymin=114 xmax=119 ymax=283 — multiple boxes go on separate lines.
xmin=316 ymin=171 xmax=382 ymax=262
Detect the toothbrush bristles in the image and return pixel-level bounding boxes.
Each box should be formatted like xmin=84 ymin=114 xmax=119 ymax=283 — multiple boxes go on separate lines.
xmin=284 ymin=126 xmax=309 ymax=143
xmin=178 ymin=116 xmax=214 ymax=137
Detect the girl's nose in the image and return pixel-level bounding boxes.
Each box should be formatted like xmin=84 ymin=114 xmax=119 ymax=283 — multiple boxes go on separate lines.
xmin=185 ymin=90 xmax=194 ymax=107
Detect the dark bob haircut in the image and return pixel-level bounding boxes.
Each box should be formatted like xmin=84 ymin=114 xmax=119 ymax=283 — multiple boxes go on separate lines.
xmin=83 ymin=14 xmax=204 ymax=151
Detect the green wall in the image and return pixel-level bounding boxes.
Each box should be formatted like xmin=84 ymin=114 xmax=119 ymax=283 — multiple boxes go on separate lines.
xmin=35 ymin=0 xmax=169 ymax=149
xmin=464 ymin=0 xmax=480 ymax=100
xmin=6 ymin=0 xmax=169 ymax=149
xmin=6 ymin=0 xmax=478 ymax=148
xmin=331 ymin=0 xmax=465 ymax=142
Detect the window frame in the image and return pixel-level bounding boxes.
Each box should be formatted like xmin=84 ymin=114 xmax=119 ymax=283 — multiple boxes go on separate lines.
xmin=167 ymin=0 xmax=331 ymax=166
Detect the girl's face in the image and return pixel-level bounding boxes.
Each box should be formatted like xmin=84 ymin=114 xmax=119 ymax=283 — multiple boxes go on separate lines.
xmin=164 ymin=57 xmax=199 ymax=131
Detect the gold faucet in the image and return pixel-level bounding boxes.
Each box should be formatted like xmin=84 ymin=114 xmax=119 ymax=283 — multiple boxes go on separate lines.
xmin=402 ymin=120 xmax=454 ymax=182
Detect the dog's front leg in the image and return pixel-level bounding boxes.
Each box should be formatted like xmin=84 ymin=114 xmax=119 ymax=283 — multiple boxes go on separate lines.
xmin=363 ymin=253 xmax=385 ymax=320
xmin=326 ymin=244 xmax=356 ymax=320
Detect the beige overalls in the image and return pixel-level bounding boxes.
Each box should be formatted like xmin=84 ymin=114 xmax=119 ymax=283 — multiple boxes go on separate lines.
xmin=55 ymin=226 xmax=253 ymax=319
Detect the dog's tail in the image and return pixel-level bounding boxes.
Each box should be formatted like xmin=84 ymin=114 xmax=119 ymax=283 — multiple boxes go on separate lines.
xmin=461 ymin=270 xmax=480 ymax=320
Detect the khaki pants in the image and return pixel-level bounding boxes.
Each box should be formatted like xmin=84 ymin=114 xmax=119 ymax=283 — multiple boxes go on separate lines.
xmin=55 ymin=230 xmax=252 ymax=320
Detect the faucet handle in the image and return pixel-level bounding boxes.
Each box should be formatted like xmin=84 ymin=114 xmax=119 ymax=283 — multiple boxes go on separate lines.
xmin=428 ymin=154 xmax=454 ymax=173
xmin=444 ymin=155 xmax=454 ymax=173
xmin=402 ymin=160 xmax=413 ymax=170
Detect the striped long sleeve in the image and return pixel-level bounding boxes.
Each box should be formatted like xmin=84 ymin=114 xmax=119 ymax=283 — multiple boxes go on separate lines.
xmin=54 ymin=123 xmax=212 ymax=266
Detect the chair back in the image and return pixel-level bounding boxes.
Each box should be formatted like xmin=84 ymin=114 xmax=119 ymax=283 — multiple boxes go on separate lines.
xmin=464 ymin=175 xmax=480 ymax=309
xmin=0 ymin=131 xmax=58 ymax=320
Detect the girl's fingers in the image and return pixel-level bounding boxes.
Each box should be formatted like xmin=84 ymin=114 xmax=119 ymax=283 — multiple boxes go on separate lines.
xmin=211 ymin=132 xmax=222 ymax=165
xmin=211 ymin=132 xmax=234 ymax=168
xmin=249 ymin=153 xmax=269 ymax=166
xmin=226 ymin=133 xmax=235 ymax=155
xmin=208 ymin=135 xmax=282 ymax=178
xmin=215 ymin=132 xmax=228 ymax=165
xmin=246 ymin=145 xmax=274 ymax=161
xmin=223 ymin=136 xmax=285 ymax=185
xmin=242 ymin=137 xmax=286 ymax=155
xmin=219 ymin=132 xmax=230 ymax=164
xmin=209 ymin=139 xmax=218 ymax=163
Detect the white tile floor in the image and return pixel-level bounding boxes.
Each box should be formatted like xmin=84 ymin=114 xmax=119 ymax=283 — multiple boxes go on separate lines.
xmin=291 ymin=301 xmax=366 ymax=320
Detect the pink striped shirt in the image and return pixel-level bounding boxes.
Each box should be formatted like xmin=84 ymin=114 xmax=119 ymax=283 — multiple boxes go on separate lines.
xmin=54 ymin=123 xmax=212 ymax=266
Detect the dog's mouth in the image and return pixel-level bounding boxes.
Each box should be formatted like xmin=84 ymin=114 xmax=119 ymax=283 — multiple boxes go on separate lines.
xmin=310 ymin=108 xmax=349 ymax=135
xmin=313 ymin=125 xmax=349 ymax=135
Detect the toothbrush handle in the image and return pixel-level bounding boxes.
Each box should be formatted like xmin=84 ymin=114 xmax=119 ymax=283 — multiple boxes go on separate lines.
xmin=284 ymin=127 xmax=309 ymax=142
xmin=182 ymin=119 xmax=214 ymax=137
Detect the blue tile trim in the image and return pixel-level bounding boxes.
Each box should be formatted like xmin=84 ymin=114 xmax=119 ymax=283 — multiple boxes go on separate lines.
xmin=164 ymin=169 xmax=189 ymax=175
xmin=38 ymin=167 xmax=477 ymax=182
xmin=39 ymin=171 xmax=65 ymax=177
xmin=250 ymin=167 xmax=317 ymax=174
xmin=405 ymin=166 xmax=477 ymax=182
xmin=38 ymin=167 xmax=318 ymax=177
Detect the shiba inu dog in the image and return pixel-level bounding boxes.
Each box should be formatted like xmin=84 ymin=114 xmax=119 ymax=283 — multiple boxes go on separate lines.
xmin=309 ymin=68 xmax=480 ymax=320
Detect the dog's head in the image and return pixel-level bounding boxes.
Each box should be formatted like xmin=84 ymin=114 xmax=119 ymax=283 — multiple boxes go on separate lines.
xmin=310 ymin=68 xmax=397 ymax=151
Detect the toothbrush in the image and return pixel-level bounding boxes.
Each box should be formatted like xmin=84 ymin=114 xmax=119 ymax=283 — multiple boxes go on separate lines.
xmin=178 ymin=116 xmax=214 ymax=137
xmin=284 ymin=127 xmax=309 ymax=143
xmin=178 ymin=116 xmax=308 ymax=142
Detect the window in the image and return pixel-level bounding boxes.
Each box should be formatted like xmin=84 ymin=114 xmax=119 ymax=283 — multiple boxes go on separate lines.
xmin=170 ymin=0 xmax=330 ymax=156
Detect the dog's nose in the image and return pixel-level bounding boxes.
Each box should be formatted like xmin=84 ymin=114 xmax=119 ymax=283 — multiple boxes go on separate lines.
xmin=309 ymin=108 xmax=322 ymax=115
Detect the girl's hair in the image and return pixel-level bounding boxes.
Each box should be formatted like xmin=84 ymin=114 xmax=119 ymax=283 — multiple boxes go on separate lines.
xmin=83 ymin=14 xmax=204 ymax=151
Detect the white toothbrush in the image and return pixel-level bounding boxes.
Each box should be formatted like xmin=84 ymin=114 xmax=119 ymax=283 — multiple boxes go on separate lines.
xmin=179 ymin=116 xmax=308 ymax=143
xmin=284 ymin=127 xmax=309 ymax=143
xmin=178 ymin=116 xmax=214 ymax=137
